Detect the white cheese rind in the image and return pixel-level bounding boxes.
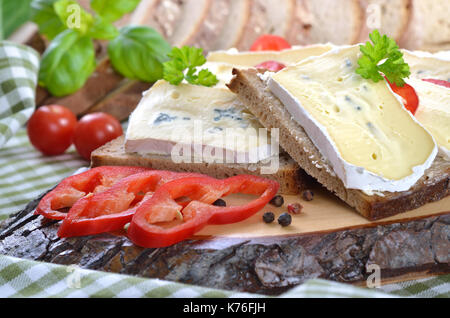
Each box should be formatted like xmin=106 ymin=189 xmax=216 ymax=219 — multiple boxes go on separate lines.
xmin=268 ymin=45 xmax=438 ymax=193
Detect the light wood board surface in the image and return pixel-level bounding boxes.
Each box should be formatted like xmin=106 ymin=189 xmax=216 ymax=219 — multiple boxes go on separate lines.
xmin=197 ymin=186 xmax=450 ymax=238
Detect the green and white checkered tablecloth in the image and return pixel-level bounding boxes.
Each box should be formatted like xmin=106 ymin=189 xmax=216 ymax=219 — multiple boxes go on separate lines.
xmin=0 ymin=41 xmax=39 ymax=147
xmin=0 ymin=41 xmax=449 ymax=298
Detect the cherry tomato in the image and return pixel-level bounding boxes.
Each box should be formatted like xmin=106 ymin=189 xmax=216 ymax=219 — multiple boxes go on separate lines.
xmin=255 ymin=60 xmax=286 ymax=72
xmin=73 ymin=113 xmax=123 ymax=160
xmin=386 ymin=79 xmax=419 ymax=115
xmin=250 ymin=34 xmax=291 ymax=52
xmin=422 ymin=78 xmax=450 ymax=88
xmin=27 ymin=105 xmax=77 ymax=156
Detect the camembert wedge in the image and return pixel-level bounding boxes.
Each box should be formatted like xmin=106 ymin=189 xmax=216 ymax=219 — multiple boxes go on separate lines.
xmin=268 ymin=45 xmax=437 ymax=192
xmin=403 ymin=50 xmax=450 ymax=81
xmin=407 ymin=78 xmax=450 ymax=159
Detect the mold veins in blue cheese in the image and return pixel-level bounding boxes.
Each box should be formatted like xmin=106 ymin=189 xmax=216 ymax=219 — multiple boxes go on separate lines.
xmin=268 ymin=45 xmax=437 ymax=193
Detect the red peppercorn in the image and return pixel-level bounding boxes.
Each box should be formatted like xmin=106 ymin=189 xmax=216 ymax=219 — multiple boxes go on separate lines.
xmin=287 ymin=203 xmax=303 ymax=215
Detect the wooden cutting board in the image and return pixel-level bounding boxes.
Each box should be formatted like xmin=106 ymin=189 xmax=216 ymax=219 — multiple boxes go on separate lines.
xmin=0 ymin=186 xmax=448 ymax=295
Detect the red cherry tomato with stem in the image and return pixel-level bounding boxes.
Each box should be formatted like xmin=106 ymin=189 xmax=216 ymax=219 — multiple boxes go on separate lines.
xmin=27 ymin=105 xmax=77 ymax=156
xmin=73 ymin=113 xmax=123 ymax=160
xmin=250 ymin=34 xmax=291 ymax=52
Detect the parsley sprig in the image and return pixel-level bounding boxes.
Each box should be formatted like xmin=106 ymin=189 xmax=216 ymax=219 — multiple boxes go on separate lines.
xmin=356 ymin=30 xmax=410 ymax=87
xmin=163 ymin=46 xmax=219 ymax=87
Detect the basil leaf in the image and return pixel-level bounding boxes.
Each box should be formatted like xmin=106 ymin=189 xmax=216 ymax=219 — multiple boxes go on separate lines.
xmin=87 ymin=16 xmax=119 ymax=40
xmin=53 ymin=0 xmax=94 ymax=35
xmin=91 ymin=0 xmax=141 ymax=23
xmin=39 ymin=29 xmax=96 ymax=96
xmin=108 ymin=26 xmax=171 ymax=82
xmin=30 ymin=0 xmax=66 ymax=39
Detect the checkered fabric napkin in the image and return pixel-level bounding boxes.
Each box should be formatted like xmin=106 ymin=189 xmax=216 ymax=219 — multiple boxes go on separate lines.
xmin=0 ymin=41 xmax=39 ymax=147
xmin=0 ymin=254 xmax=398 ymax=298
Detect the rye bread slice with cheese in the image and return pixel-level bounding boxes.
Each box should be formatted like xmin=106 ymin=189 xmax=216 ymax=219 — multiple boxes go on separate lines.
xmin=236 ymin=0 xmax=296 ymax=51
xmin=227 ymin=68 xmax=450 ymax=220
xmin=400 ymin=0 xmax=450 ymax=52
xmin=288 ymin=0 xmax=363 ymax=45
xmin=91 ymin=136 xmax=311 ymax=195
xmin=357 ymin=0 xmax=412 ymax=42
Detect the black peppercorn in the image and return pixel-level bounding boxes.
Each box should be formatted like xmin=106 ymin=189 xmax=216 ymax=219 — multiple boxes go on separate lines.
xmin=278 ymin=213 xmax=292 ymax=227
xmin=213 ymin=199 xmax=226 ymax=207
xmin=302 ymin=190 xmax=314 ymax=201
xmin=263 ymin=212 xmax=275 ymax=223
xmin=269 ymin=195 xmax=284 ymax=207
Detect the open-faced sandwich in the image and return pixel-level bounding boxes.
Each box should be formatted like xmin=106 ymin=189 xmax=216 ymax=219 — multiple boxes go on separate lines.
xmin=228 ymin=33 xmax=450 ymax=220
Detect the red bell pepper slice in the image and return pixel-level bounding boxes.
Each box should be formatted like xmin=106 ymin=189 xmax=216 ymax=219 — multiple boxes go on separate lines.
xmin=36 ymin=166 xmax=150 ymax=220
xmin=127 ymin=175 xmax=279 ymax=248
xmin=57 ymin=170 xmax=206 ymax=238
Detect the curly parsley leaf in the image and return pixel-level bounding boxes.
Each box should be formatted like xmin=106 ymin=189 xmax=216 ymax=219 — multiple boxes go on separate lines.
xmin=356 ymin=29 xmax=410 ymax=87
xmin=163 ymin=46 xmax=219 ymax=87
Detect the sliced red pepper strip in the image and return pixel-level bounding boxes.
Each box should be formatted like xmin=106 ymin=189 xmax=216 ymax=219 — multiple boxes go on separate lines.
xmin=127 ymin=175 xmax=279 ymax=248
xmin=36 ymin=166 xmax=150 ymax=220
xmin=57 ymin=170 xmax=207 ymax=238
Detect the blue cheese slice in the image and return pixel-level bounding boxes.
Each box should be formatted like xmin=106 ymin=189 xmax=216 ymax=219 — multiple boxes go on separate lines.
xmin=407 ymin=78 xmax=450 ymax=159
xmin=268 ymin=45 xmax=437 ymax=192
xmin=125 ymin=78 xmax=271 ymax=164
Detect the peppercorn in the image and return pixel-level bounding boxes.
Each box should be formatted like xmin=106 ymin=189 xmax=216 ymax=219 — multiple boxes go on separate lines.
xmin=287 ymin=203 xmax=303 ymax=215
xmin=269 ymin=195 xmax=284 ymax=207
xmin=213 ymin=199 xmax=227 ymax=207
xmin=302 ymin=190 xmax=314 ymax=201
xmin=278 ymin=213 xmax=292 ymax=227
xmin=263 ymin=212 xmax=275 ymax=224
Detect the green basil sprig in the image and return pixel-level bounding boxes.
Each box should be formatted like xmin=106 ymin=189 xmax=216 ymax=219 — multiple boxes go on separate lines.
xmin=31 ymin=0 xmax=174 ymax=97
xmin=108 ymin=26 xmax=172 ymax=82
xmin=38 ymin=29 xmax=96 ymax=96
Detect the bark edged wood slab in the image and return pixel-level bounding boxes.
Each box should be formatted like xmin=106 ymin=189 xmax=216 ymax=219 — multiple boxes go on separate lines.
xmin=0 ymin=191 xmax=448 ymax=295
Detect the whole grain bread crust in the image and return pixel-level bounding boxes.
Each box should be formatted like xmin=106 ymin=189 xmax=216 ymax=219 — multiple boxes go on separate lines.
xmin=91 ymin=136 xmax=312 ymax=195
xmin=227 ymin=68 xmax=450 ymax=220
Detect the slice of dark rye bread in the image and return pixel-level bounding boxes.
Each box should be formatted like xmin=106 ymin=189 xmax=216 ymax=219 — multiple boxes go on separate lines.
xmin=91 ymin=136 xmax=313 ymax=195
xmin=227 ymin=68 xmax=450 ymax=220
